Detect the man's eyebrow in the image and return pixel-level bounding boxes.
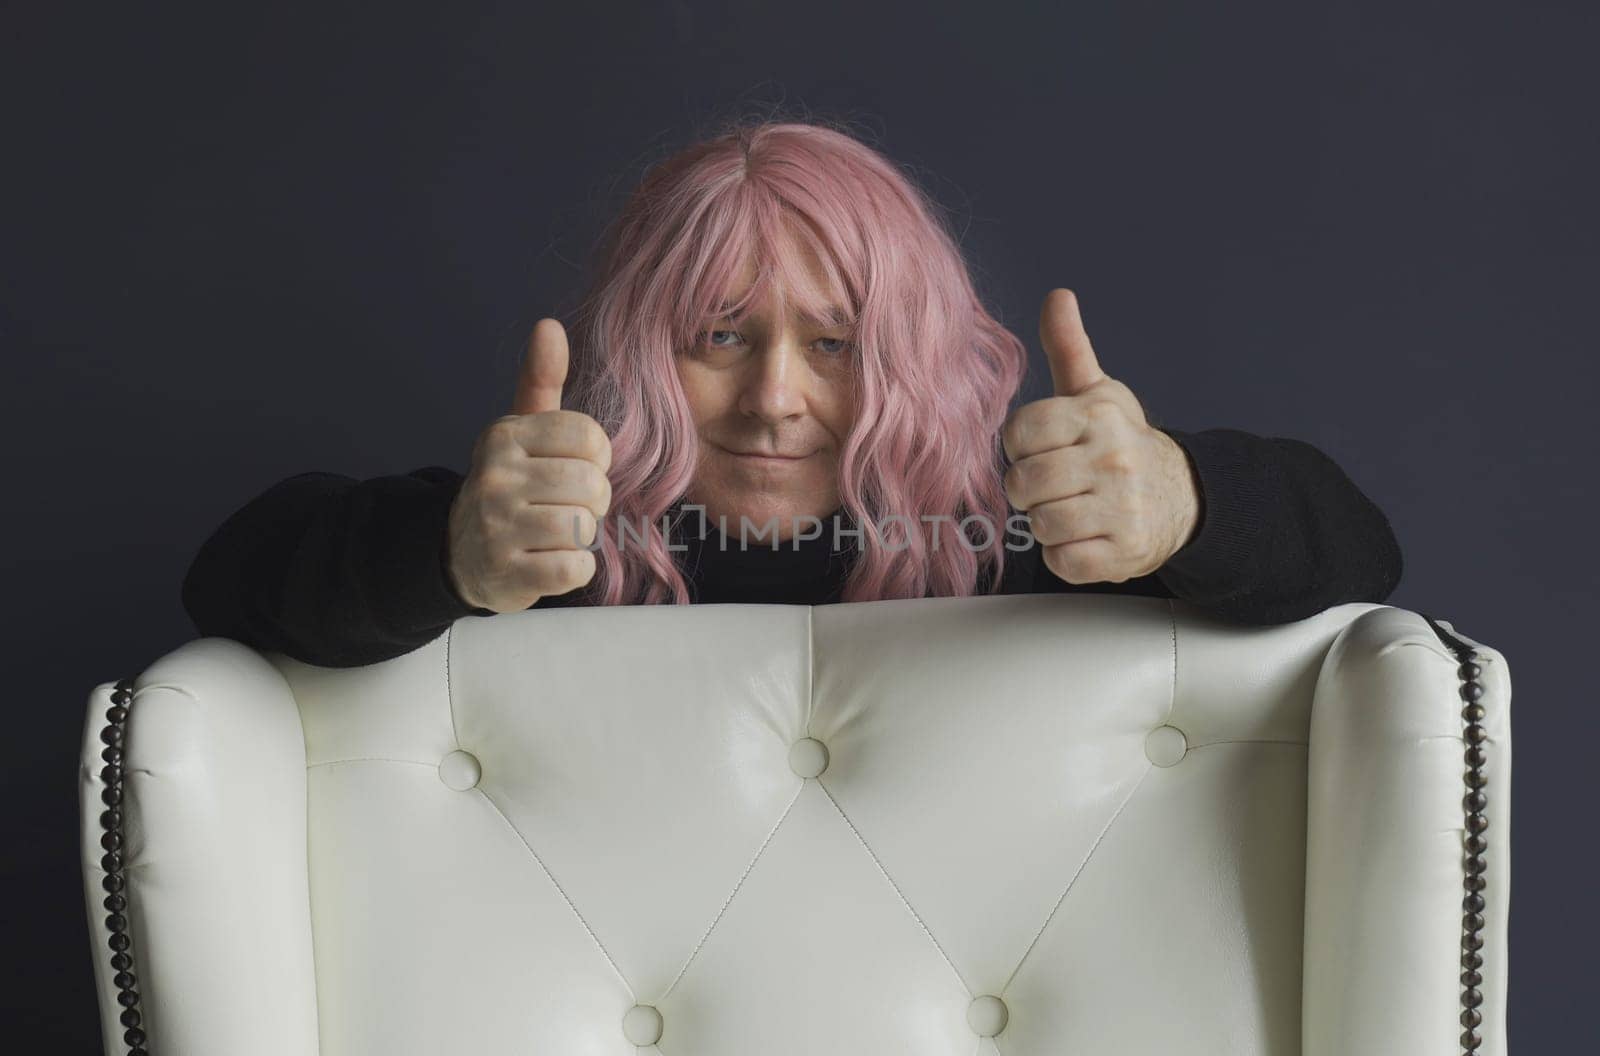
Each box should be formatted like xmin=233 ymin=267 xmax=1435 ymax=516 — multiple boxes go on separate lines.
xmin=711 ymin=301 xmax=855 ymax=326
xmin=813 ymin=305 xmax=855 ymax=327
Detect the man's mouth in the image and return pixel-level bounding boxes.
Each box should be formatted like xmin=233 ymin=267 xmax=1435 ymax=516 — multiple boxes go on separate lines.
xmin=726 ymin=446 xmax=814 ymax=462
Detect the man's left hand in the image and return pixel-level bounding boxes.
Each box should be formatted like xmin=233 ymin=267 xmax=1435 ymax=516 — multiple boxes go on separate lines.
xmin=1001 ymin=288 xmax=1201 ymax=585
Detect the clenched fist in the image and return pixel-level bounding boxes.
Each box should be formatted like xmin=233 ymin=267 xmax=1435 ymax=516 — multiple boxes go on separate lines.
xmin=446 ymin=318 xmax=613 ymax=612
xmin=1002 ymin=289 xmax=1201 ymax=585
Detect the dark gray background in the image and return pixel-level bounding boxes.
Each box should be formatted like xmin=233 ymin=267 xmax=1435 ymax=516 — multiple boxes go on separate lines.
xmin=6 ymin=0 xmax=1593 ymax=1048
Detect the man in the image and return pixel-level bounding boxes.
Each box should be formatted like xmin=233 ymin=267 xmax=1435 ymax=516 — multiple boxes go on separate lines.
xmin=182 ymin=122 xmax=1401 ymax=667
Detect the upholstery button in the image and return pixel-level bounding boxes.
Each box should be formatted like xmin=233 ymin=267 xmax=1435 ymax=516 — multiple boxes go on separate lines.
xmin=438 ymin=749 xmax=482 ymax=790
xmin=789 ymin=737 xmax=829 ymax=778
xmin=622 ymin=1003 xmax=663 ymax=1045
xmin=967 ymin=994 xmax=1008 ymax=1037
xmin=1144 ymin=725 xmax=1188 ymax=767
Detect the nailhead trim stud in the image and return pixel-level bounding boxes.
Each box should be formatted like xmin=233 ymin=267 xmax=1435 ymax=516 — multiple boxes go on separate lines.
xmin=1423 ymin=615 xmax=1492 ymax=1055
xmin=97 ymin=676 xmax=149 ymax=1056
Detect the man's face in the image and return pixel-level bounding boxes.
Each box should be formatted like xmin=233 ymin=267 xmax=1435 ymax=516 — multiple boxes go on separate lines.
xmin=677 ymin=251 xmax=858 ymax=542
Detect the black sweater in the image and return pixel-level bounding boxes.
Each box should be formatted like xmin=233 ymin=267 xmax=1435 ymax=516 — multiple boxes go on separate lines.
xmin=180 ymin=427 xmax=1403 ymax=668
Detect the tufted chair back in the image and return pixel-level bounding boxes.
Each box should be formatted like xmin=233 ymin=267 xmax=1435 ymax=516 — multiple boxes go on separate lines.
xmin=80 ymin=594 xmax=1511 ymax=1055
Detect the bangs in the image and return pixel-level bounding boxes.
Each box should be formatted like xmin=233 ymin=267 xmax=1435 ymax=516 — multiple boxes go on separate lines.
xmin=668 ymin=187 xmax=862 ymax=350
xmin=754 ymin=203 xmax=860 ymax=333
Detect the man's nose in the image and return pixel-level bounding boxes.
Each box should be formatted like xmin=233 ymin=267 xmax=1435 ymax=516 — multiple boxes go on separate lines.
xmin=738 ymin=341 xmax=809 ymax=423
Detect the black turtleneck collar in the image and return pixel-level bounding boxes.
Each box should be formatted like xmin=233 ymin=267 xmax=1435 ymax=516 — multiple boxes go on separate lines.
xmin=667 ymin=504 xmax=858 ymax=605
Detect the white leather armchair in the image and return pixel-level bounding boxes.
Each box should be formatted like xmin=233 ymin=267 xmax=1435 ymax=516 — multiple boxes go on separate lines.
xmin=79 ymin=594 xmax=1511 ymax=1055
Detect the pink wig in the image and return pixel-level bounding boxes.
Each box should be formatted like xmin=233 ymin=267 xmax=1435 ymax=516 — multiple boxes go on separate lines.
xmin=562 ymin=117 xmax=1028 ymax=606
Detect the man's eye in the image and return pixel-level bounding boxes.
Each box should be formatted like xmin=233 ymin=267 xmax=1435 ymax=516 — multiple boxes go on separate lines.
xmin=697 ymin=330 xmax=850 ymax=355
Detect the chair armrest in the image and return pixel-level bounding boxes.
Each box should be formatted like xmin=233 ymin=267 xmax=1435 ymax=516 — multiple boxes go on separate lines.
xmin=1303 ymin=607 xmax=1512 ymax=1056
xmin=79 ymin=637 xmax=321 ymax=1056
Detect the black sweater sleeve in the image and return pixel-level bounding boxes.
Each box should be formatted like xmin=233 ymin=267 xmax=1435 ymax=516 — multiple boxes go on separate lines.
xmin=1027 ymin=426 xmax=1403 ymax=624
xmin=182 ymin=430 xmax=1403 ymax=667
xmin=180 ymin=466 xmax=495 ymax=668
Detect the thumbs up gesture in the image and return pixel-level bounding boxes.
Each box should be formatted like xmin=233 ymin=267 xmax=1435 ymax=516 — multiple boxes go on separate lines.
xmin=446 ymin=318 xmax=614 ymax=612
xmin=1001 ymin=289 xmax=1200 ymax=585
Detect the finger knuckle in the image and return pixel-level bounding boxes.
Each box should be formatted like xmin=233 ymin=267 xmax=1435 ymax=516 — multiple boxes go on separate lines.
xmin=583 ymin=416 xmax=611 ymax=459
xmin=1027 ymin=512 xmax=1051 ymax=546
xmin=1002 ymin=416 xmax=1026 ymax=457
xmin=1003 ymin=464 xmax=1027 ymax=507
xmin=1044 ymin=544 xmax=1081 ymax=583
xmin=556 ymin=411 xmax=587 ymax=449
xmin=529 ymin=505 xmax=565 ymax=540
xmin=1096 ymin=447 xmax=1135 ymax=476
xmin=487 ymin=417 xmax=523 ymax=449
xmin=525 ymin=551 xmax=567 ymax=594
xmin=477 ymin=463 xmax=517 ymax=501
xmin=531 ymin=457 xmax=571 ymax=492
xmin=1031 ymin=505 xmax=1060 ymax=544
xmin=1086 ymin=400 xmax=1120 ymax=424
xmin=540 ymin=505 xmax=595 ymax=546
xmin=560 ymin=548 xmax=596 ymax=587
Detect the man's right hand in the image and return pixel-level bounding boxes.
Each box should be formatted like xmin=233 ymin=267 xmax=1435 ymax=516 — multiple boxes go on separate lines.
xmin=447 ymin=317 xmax=613 ymax=613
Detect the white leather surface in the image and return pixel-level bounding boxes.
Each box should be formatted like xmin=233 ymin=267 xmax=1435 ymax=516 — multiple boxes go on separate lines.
xmin=79 ymin=593 xmax=1512 ymax=1055
xmin=79 ymin=637 xmax=320 ymax=1055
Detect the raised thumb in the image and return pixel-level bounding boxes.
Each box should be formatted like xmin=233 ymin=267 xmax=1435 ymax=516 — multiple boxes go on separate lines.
xmin=512 ymin=317 xmax=569 ymax=416
xmin=1040 ymin=288 xmax=1107 ymax=397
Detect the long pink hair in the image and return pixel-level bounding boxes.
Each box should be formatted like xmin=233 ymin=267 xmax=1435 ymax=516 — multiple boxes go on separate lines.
xmin=561 ymin=116 xmax=1028 ymax=606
